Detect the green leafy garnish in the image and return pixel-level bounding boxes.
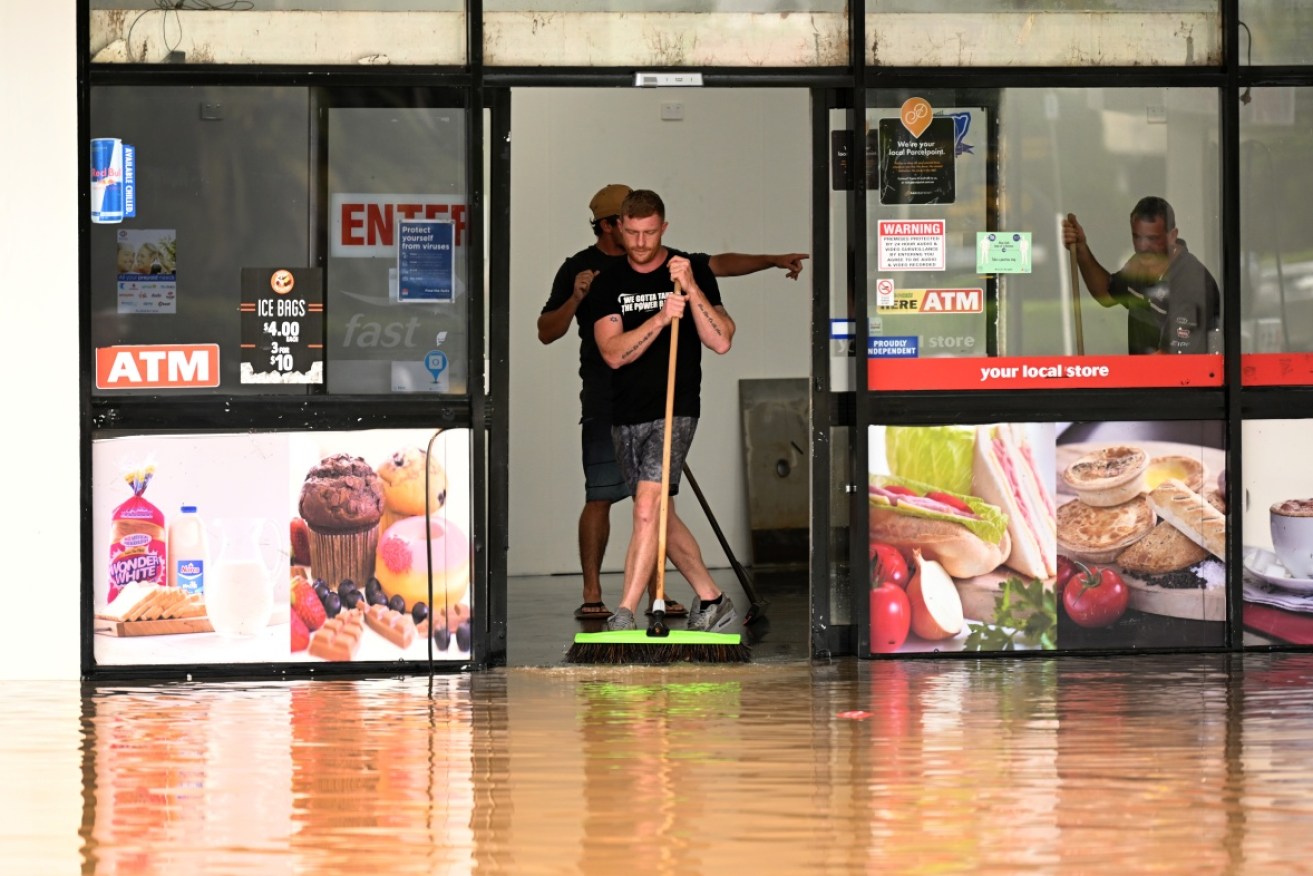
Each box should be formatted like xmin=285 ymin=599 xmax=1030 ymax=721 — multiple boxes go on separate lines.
xmin=885 ymin=425 xmax=975 ymax=496
xmin=962 ymin=576 xmax=1057 ymax=651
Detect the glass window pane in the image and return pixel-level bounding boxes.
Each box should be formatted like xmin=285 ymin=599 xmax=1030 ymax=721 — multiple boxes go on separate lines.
xmin=90 ymin=86 xmax=315 ymax=397
xmin=865 ymin=87 xmax=1223 ymax=392
xmin=1239 ymin=1 xmax=1313 ymax=66
xmin=89 ymin=1 xmax=465 ymax=65
xmin=867 ymin=2 xmax=1220 ymax=67
xmin=1239 ymin=87 xmax=1313 ymax=384
xmin=325 ymin=107 xmax=470 ymax=395
xmin=483 ymin=1 xmax=847 ymax=67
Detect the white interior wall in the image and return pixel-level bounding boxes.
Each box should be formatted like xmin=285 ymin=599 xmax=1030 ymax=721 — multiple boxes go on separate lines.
xmin=507 ymin=87 xmax=812 ymax=576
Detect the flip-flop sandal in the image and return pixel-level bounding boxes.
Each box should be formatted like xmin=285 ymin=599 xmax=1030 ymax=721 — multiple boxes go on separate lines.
xmin=574 ymin=602 xmax=613 ymax=620
xmin=646 ymin=600 xmax=688 ymax=618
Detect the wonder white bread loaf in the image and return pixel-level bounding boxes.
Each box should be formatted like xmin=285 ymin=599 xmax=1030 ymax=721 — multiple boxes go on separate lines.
xmin=1147 ymin=478 xmax=1226 ymax=561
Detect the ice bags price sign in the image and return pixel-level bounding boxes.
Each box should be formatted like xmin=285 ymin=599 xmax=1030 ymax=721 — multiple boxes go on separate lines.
xmin=240 ymin=268 xmax=324 ymax=384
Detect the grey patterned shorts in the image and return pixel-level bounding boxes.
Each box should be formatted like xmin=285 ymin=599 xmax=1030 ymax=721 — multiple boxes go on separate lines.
xmin=612 ymin=416 xmax=698 ymax=496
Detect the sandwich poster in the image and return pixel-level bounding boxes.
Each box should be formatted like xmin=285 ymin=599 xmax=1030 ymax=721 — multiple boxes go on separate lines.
xmin=867 ymin=420 xmax=1228 ymax=655
xmin=91 ymin=427 xmax=473 ymax=669
xmin=867 ymin=423 xmax=1058 ymax=655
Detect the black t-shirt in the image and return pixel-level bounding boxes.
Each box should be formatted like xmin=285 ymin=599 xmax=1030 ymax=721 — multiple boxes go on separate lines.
xmin=543 ymin=244 xmax=713 ymax=420
xmin=541 ymin=245 xmax=624 ymax=419
xmin=587 ymin=248 xmax=722 ymax=426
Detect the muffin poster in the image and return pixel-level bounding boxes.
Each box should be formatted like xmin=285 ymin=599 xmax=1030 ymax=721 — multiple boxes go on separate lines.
xmin=90 ymin=428 xmax=473 ymax=667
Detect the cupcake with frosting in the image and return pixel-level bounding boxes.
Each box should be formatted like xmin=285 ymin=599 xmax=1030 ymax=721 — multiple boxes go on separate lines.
xmin=298 ymin=453 xmax=384 ymax=589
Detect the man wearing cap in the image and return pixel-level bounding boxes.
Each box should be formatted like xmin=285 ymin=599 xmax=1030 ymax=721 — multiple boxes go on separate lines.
xmin=538 ymin=183 xmax=807 ymax=621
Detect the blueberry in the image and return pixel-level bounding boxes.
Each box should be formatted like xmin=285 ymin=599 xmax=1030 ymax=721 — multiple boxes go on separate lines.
xmin=341 ymin=589 xmax=363 ymax=611
xmin=366 ymin=576 xmax=383 ymax=596
xmin=412 ymin=602 xmax=429 ymax=625
xmin=388 ymin=594 xmax=406 ymax=614
xmin=368 ymin=588 xmax=389 ymax=607
xmin=323 ymin=591 xmax=342 ymax=619
xmin=313 ymin=577 xmax=328 ymax=591
xmin=314 ymin=581 xmax=330 ymax=601
xmin=433 ymin=624 xmax=452 ymax=650
xmin=456 ymin=620 xmax=471 ymax=652
xmin=337 ymin=578 xmax=357 ymax=596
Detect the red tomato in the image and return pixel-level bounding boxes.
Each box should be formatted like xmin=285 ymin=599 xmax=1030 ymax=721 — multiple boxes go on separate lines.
xmin=1055 ymin=555 xmax=1078 ymax=599
xmin=883 ymin=484 xmax=919 ymax=497
xmin=870 ymin=543 xmax=910 ymax=589
xmin=926 ymin=490 xmax=973 ymax=514
xmin=1062 ymin=565 xmax=1130 ymax=628
xmin=870 ymin=584 xmax=911 ymax=653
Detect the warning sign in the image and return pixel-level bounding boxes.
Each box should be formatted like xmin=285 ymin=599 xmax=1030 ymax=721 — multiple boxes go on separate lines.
xmin=877 ymin=220 xmax=946 ymax=271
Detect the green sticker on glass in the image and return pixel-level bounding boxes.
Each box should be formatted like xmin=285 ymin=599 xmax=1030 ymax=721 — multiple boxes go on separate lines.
xmin=976 ymin=231 xmax=1032 ymax=274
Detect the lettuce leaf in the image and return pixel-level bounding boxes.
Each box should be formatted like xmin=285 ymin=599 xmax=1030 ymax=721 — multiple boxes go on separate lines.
xmin=884 ymin=425 xmax=975 ymax=496
xmin=869 ymin=474 xmax=1009 ymax=546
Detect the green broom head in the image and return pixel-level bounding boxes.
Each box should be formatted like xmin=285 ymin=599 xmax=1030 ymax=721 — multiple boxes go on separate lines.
xmin=566 ymin=629 xmax=751 ymax=665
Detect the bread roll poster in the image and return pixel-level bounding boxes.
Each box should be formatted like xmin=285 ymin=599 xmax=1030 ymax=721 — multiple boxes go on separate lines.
xmin=867 ymin=423 xmax=1058 ymax=655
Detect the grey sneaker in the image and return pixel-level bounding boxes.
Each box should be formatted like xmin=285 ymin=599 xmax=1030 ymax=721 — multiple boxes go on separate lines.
xmin=686 ymin=595 xmax=738 ymax=632
xmin=606 ymin=607 xmax=636 ymax=631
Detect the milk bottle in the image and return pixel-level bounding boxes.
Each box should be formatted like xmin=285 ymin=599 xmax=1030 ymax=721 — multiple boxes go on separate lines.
xmin=168 ymin=505 xmax=208 ymax=596
xmin=207 ymin=518 xmax=274 ymax=637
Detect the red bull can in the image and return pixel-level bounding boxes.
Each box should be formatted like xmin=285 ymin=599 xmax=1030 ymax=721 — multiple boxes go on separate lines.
xmin=91 ymin=137 xmax=125 ymax=224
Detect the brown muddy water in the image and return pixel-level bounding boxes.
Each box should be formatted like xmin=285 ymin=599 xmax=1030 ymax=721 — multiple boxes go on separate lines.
xmin=4 ymin=652 xmax=1313 ymax=874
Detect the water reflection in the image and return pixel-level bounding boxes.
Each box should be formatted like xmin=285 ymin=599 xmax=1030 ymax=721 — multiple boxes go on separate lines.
xmin=10 ymin=653 xmax=1313 ymax=873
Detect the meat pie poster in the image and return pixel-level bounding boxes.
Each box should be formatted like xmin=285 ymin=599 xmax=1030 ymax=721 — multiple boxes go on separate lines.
xmin=867 ymin=423 xmax=1058 ymax=655
xmin=1053 ymin=421 xmax=1226 ymax=651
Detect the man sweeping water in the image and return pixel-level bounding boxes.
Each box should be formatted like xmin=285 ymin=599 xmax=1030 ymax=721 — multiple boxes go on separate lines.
xmin=586 ymin=189 xmax=740 ymax=635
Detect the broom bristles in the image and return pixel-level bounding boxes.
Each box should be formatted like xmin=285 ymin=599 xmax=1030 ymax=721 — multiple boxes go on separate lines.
xmin=565 ymin=641 xmax=751 ymax=665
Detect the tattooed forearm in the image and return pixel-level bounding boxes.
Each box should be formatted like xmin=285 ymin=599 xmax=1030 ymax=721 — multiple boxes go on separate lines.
xmin=621 ymin=327 xmax=656 ymax=361
xmin=695 ymin=299 xmax=724 ymax=337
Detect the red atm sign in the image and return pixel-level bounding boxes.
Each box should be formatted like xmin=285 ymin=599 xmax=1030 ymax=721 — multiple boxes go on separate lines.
xmin=96 ymin=344 xmax=221 ymax=389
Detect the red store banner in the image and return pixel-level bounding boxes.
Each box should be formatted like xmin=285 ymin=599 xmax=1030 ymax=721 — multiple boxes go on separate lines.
xmin=1242 ymin=353 xmax=1313 ymax=387
xmin=869 ymin=354 xmax=1224 ymax=391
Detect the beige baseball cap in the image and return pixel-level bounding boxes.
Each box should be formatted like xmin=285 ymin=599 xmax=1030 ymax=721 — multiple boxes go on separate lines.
xmin=589 ymin=184 xmax=632 ymax=221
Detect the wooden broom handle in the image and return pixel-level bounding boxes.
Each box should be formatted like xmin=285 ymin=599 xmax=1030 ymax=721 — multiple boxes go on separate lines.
xmin=1066 ymin=213 xmax=1086 ymax=356
xmin=656 ymin=281 xmax=682 ymax=604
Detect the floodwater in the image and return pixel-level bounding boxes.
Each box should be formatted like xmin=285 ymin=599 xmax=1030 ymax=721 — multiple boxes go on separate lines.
xmin=5 ymin=652 xmax=1313 ymax=874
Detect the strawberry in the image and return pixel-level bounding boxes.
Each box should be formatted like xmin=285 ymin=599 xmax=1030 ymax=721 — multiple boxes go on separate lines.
xmin=290 ymin=612 xmax=310 ymax=652
xmin=290 ymin=517 xmax=312 ymax=567
xmin=291 ymin=577 xmax=326 ymax=632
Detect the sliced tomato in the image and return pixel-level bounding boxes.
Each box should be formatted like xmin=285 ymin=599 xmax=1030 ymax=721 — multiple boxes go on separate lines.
xmin=926 ymin=490 xmax=973 ymax=513
xmin=882 ymin=484 xmax=919 ymax=497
